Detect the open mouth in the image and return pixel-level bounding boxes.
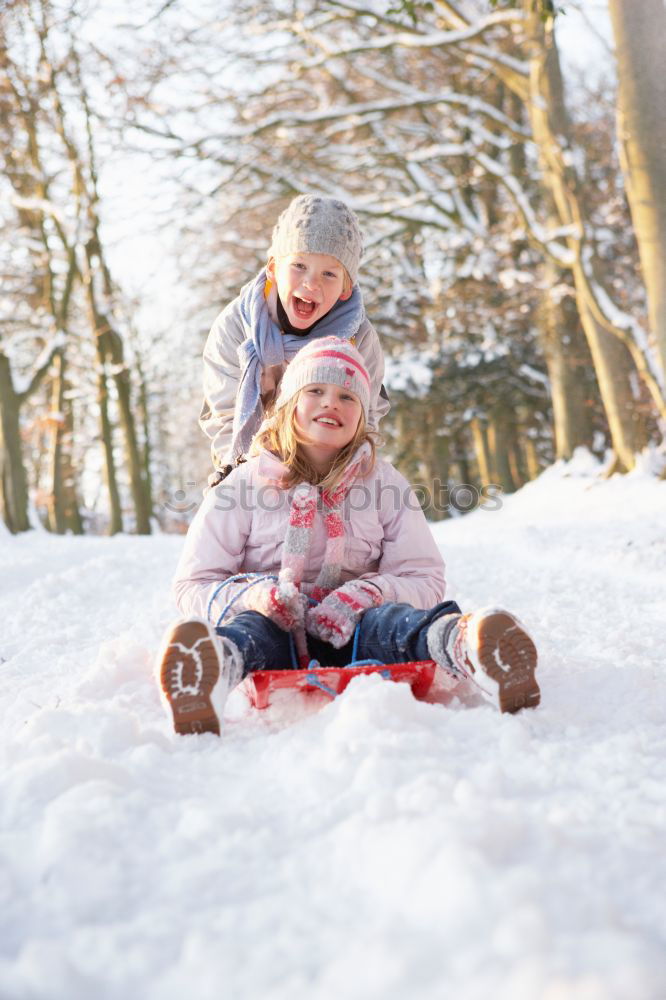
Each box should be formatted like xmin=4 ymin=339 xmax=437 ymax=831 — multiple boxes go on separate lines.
xmin=314 ymin=416 xmax=342 ymax=428
xmin=293 ymin=296 xmax=318 ymax=319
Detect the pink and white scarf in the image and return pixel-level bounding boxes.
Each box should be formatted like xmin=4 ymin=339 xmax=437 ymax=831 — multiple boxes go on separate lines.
xmin=278 ymin=442 xmax=372 ymax=599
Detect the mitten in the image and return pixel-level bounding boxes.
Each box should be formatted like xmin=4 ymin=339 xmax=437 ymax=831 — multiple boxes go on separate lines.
xmin=306 ymin=580 xmax=383 ymax=649
xmin=245 ymin=572 xmax=305 ymax=632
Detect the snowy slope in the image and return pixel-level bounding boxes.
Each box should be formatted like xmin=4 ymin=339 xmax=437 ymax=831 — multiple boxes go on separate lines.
xmin=1 ymin=454 xmax=665 ymax=1000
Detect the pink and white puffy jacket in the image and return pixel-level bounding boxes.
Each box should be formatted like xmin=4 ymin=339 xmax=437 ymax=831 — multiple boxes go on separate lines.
xmin=172 ymin=449 xmax=446 ymax=626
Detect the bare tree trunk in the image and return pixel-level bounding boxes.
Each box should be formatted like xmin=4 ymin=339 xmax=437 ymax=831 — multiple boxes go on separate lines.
xmin=524 ymin=6 xmax=648 ymax=470
xmin=45 ymin=352 xmax=83 ymax=533
xmin=80 ymin=246 xmax=150 ymax=534
xmin=608 ymin=0 xmax=666 ymax=382
xmin=426 ymin=416 xmax=450 ymax=522
xmin=0 ymin=336 xmax=64 ymax=533
xmin=452 ymin=433 xmax=472 ymax=488
xmin=46 ymin=351 xmax=66 ymax=533
xmin=523 ymin=433 xmax=541 ymax=481
xmin=508 ymin=445 xmax=524 ymax=491
xmin=571 ymin=258 xmax=647 ymax=465
xmin=487 ymin=402 xmax=517 ymax=494
xmin=99 ymin=326 xmax=152 ymax=535
xmin=134 ymin=343 xmax=154 ymax=521
xmin=497 ymin=77 xmax=594 ymax=460
xmin=506 ymin=407 xmax=527 ymax=487
xmin=0 ymin=353 xmax=30 ymax=533
xmin=541 ymin=262 xmax=594 ymax=459
xmin=96 ymin=356 xmax=123 ymax=536
xmin=60 ymin=387 xmax=83 ymax=535
xmin=470 ymin=415 xmax=493 ymax=486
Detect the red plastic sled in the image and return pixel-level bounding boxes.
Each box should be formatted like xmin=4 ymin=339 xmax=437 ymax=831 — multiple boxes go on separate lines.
xmin=245 ymin=660 xmax=440 ymax=710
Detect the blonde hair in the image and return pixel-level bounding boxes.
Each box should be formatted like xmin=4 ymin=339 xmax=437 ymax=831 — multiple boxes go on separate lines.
xmin=251 ymin=392 xmax=378 ymax=492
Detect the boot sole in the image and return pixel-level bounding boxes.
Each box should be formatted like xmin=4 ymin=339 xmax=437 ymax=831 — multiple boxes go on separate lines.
xmin=475 ymin=612 xmax=540 ymax=714
xmin=159 ymin=621 xmax=221 ymax=735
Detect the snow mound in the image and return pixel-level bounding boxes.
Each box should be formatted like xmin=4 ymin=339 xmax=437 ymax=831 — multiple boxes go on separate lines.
xmin=1 ymin=464 xmax=665 ymax=999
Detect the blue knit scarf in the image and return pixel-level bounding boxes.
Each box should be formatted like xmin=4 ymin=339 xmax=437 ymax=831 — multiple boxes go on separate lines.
xmin=231 ymin=269 xmax=365 ymax=462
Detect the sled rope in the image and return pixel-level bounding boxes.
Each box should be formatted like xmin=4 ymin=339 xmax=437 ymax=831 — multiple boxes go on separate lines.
xmin=208 ymin=573 xmax=278 ymax=629
xmin=208 ymin=573 xmax=305 ymax=670
xmin=305 ymin=673 xmax=339 ymax=698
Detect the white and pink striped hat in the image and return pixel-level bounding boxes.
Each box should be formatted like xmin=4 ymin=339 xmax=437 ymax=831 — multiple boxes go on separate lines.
xmin=274 ymin=336 xmax=370 ymax=419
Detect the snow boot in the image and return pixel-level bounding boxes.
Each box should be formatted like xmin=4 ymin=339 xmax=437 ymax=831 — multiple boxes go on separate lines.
xmin=156 ymin=619 xmax=243 ymax=735
xmin=427 ymin=608 xmax=540 ymax=714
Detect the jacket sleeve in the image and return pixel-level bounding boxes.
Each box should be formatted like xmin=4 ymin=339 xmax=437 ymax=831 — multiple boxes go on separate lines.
xmin=354 ymin=318 xmax=390 ymax=430
xmin=172 ymin=468 xmax=266 ymax=623
xmin=358 ymin=462 xmax=446 ymax=609
xmin=199 ymin=297 xmax=245 ymax=470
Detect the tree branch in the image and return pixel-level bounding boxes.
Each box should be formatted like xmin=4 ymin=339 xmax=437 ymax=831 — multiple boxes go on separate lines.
xmin=17 ymin=331 xmax=66 ymax=403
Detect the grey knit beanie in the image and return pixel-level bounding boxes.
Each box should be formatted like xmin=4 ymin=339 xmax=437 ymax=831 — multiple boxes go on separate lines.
xmin=269 ymin=195 xmax=363 ymax=285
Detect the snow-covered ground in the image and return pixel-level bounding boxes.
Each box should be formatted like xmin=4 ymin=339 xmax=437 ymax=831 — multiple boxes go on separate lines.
xmin=1 ymin=452 xmax=665 ymax=1000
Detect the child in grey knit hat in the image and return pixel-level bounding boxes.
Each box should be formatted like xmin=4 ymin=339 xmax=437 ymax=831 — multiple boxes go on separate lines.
xmin=199 ymin=194 xmax=389 ymax=484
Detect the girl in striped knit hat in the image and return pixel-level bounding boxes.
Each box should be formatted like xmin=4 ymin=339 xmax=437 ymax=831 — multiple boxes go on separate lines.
xmin=157 ymin=337 xmax=540 ymax=735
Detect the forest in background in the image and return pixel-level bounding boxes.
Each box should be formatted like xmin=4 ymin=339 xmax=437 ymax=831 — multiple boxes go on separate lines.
xmin=1 ymin=0 xmax=665 ymax=535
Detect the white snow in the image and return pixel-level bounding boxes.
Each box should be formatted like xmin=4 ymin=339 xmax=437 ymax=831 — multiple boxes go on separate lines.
xmin=1 ymin=453 xmax=666 ymax=999
xmin=384 ymin=352 xmax=435 ymax=396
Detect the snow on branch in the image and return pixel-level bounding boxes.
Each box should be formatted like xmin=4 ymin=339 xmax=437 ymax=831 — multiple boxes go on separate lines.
xmin=580 ymin=247 xmax=665 ymax=397
xmin=350 ymin=195 xmax=461 ymax=231
xmin=406 ymin=143 xmax=473 ymax=162
xmin=14 ymin=329 xmax=66 ymax=401
xmin=368 ymin=127 xmax=461 ymax=227
xmin=212 ymin=88 xmax=530 ymax=147
xmin=347 ymin=63 xmax=529 ymax=141
xmin=449 ymin=114 xmax=514 ymax=152
xmin=476 ymin=152 xmax=577 ymax=266
xmin=11 ymin=194 xmax=67 ymax=228
xmin=300 ymin=8 xmax=523 ymax=70
xmin=476 ymin=141 xmax=666 ymax=410
xmin=455 ymin=42 xmax=529 ymax=78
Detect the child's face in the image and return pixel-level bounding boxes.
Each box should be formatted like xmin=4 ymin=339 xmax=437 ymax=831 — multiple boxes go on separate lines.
xmin=294 ymin=383 xmax=362 ymax=454
xmin=267 ymin=253 xmax=351 ymax=330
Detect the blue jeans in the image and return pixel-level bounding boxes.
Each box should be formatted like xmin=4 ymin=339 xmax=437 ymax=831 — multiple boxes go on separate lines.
xmin=216 ymin=600 xmax=462 ymax=676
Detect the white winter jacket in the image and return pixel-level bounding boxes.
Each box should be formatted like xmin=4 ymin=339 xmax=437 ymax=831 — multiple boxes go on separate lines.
xmin=173 ymin=450 xmax=446 ymax=625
